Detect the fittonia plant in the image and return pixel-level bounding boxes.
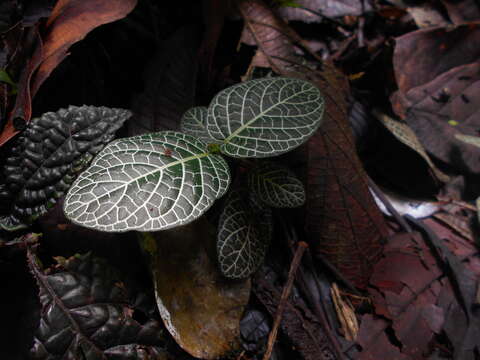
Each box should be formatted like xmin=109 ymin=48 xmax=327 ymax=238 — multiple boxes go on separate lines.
xmin=63 ymin=77 xmax=325 ymax=278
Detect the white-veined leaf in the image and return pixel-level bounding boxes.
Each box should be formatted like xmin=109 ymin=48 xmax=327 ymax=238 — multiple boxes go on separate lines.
xmin=180 ymin=106 xmax=219 ymax=144
xmin=248 ymin=161 xmax=305 ymax=208
xmin=64 ymin=131 xmax=230 ymax=232
xmin=207 ymin=77 xmax=324 ymax=158
xmin=217 ymin=189 xmax=272 ymax=279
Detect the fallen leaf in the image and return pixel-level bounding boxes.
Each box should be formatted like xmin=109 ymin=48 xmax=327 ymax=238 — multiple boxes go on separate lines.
xmin=238 ymin=0 xmax=388 ymax=289
xmin=140 ymin=218 xmax=250 ymax=359
xmin=393 ymin=62 xmax=480 ymax=175
xmin=366 ymin=225 xmax=480 ymax=359
xmin=253 ymin=266 xmax=342 ymax=360
xmin=393 ymin=24 xmax=480 ymax=95
xmin=129 ymin=25 xmax=201 ymax=135
xmin=277 ymin=0 xmax=374 ymax=20
xmin=0 ymin=0 xmax=137 ymax=147
xmin=356 ymin=314 xmax=410 ymax=360
xmin=441 ymin=0 xmax=480 ymax=24
xmin=331 ymin=283 xmax=359 ymax=341
xmin=374 ymin=111 xmax=450 ymax=183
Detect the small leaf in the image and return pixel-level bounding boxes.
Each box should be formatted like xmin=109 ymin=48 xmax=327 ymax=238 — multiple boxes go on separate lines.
xmin=64 ymin=131 xmax=230 ymax=232
xmin=456 ymin=134 xmax=480 ymax=148
xmin=207 ymin=77 xmax=324 ymax=158
xmin=28 ymin=251 xmax=166 ymax=359
xmin=0 ymin=106 xmax=131 ymax=230
xmin=180 ymin=106 xmax=218 ymax=144
xmin=248 ymin=161 xmax=305 ymax=208
xmin=217 ymin=189 xmax=272 ymax=279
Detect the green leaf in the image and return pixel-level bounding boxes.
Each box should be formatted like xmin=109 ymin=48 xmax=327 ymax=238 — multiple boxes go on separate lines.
xmin=0 ymin=69 xmax=17 ymax=93
xmin=0 ymin=106 xmax=131 ymax=231
xmin=248 ymin=161 xmax=305 ymax=208
xmin=217 ymin=189 xmax=272 ymax=279
xmin=64 ymin=131 xmax=230 ymax=232
xmin=180 ymin=106 xmax=219 ymax=144
xmin=207 ymin=77 xmax=324 ymax=158
xmin=456 ymin=134 xmax=480 ymax=148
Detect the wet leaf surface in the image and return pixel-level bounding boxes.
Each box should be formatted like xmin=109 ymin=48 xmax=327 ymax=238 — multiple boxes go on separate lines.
xmin=28 ymin=250 xmax=167 ymax=360
xmin=0 ymin=106 xmax=130 ymax=230
xmin=140 ymin=218 xmax=251 ymax=359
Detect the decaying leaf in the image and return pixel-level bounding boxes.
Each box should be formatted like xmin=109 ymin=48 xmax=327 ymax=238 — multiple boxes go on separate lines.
xmin=239 ymin=0 xmax=387 ymax=289
xmin=28 ymin=250 xmax=167 ymax=359
xmin=375 ymin=111 xmax=450 ymax=183
xmin=277 ymin=0 xmax=374 ymax=20
xmin=140 ymin=218 xmax=250 ymax=359
xmin=130 ymin=25 xmax=201 ymax=135
xmin=253 ymin=265 xmax=343 ymax=360
xmin=331 ymin=283 xmax=358 ymax=341
xmin=364 ymin=227 xmax=480 ymax=359
xmin=0 ymin=0 xmax=137 ymax=147
xmin=391 ymin=24 xmax=480 ymax=175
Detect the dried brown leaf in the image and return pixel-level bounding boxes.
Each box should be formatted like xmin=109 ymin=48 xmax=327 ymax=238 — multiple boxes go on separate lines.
xmin=392 ymin=25 xmax=480 ymax=175
xmin=239 ymin=0 xmax=387 ymax=289
xmin=0 ymin=0 xmax=137 ymax=147
xmin=375 ymin=111 xmax=450 ymax=183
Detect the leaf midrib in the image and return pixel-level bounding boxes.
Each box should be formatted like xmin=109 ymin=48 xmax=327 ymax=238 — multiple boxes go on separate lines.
xmin=222 ymin=86 xmax=315 ymax=144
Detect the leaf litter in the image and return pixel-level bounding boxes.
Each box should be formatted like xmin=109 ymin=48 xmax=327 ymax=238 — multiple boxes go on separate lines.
xmin=1 ymin=0 xmax=480 ymax=359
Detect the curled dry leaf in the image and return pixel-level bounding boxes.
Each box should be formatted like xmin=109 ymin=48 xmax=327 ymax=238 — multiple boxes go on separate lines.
xmin=239 ymin=0 xmax=387 ymax=288
xmin=28 ymin=250 xmax=167 ymax=360
xmin=331 ymin=283 xmax=358 ymax=341
xmin=0 ymin=0 xmax=137 ymax=147
xmin=139 ymin=218 xmax=251 ymax=359
xmin=374 ymin=111 xmax=450 ymax=183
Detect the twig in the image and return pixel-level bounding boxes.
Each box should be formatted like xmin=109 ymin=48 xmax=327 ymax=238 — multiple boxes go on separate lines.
xmin=262 ymin=241 xmax=308 ymax=360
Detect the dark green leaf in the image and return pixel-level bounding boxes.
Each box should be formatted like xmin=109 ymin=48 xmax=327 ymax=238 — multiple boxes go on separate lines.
xmin=248 ymin=161 xmax=305 ymax=208
xmin=0 ymin=106 xmax=131 ymax=230
xmin=207 ymin=77 xmax=324 ymax=158
xmin=217 ymin=189 xmax=272 ymax=279
xmin=28 ymin=251 xmax=167 ymax=360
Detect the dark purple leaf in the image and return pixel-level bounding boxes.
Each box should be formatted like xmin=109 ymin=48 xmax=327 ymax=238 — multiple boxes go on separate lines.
xmin=28 ymin=251 xmax=167 ymax=360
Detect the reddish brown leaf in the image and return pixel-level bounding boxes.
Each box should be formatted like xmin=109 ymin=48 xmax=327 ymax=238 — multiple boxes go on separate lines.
xmin=393 ymin=24 xmax=480 ymax=94
xmin=392 ymin=24 xmax=480 ymax=175
xmin=366 ymin=226 xmax=480 ymax=359
xmin=0 ymin=0 xmax=137 ymax=147
xmin=239 ymin=0 xmax=387 ymax=289
xmin=356 ymin=314 xmax=409 ymax=360
xmin=441 ymin=0 xmax=480 ymax=24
